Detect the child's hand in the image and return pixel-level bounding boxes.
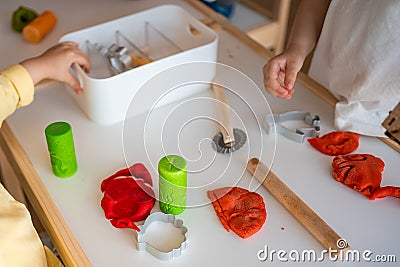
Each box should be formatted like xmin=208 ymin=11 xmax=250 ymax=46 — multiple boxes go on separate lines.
xmin=262 ymin=48 xmax=304 ymax=99
xmin=21 ymin=42 xmax=90 ymax=94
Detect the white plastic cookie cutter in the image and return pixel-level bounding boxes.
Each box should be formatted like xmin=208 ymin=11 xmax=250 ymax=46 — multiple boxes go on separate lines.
xmin=135 ymin=212 xmax=188 ymax=261
xmin=265 ymin=111 xmax=320 ymax=143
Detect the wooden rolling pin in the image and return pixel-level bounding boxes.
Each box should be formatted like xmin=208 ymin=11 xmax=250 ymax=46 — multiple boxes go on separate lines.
xmin=247 ymin=158 xmax=349 ymax=251
xmin=212 ymin=83 xmax=235 ymax=146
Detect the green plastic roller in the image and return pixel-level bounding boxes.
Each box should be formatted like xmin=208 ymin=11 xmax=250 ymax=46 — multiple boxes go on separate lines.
xmin=158 ymin=155 xmax=187 ymax=215
xmin=45 ymin=122 xmax=78 ymax=178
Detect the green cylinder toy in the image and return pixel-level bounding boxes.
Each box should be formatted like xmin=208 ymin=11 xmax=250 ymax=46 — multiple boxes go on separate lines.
xmin=158 ymin=155 xmax=187 ymax=215
xmin=45 ymin=122 xmax=77 ymax=178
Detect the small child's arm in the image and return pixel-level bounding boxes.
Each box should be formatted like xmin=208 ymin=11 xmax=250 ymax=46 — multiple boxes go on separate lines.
xmin=0 ymin=42 xmax=89 ymax=126
xmin=263 ymin=0 xmax=331 ymax=99
xmin=21 ymin=41 xmax=90 ymax=94
xmin=0 ymin=64 xmax=34 ymax=126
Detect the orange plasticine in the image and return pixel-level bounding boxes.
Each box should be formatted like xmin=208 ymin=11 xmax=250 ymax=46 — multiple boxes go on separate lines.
xmin=22 ymin=10 xmax=57 ymax=43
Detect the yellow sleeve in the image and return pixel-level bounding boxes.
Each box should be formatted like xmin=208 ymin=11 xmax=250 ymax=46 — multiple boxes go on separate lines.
xmin=0 ymin=183 xmax=47 ymax=267
xmin=0 ymin=64 xmax=34 ymax=125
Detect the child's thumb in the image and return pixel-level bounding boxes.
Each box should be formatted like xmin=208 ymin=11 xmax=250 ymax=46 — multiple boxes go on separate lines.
xmin=284 ymin=65 xmax=299 ymax=90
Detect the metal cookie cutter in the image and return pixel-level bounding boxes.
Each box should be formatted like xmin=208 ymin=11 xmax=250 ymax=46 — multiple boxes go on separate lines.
xmin=105 ymin=44 xmax=133 ymax=74
xmin=135 ymin=212 xmax=188 ymax=261
xmin=265 ymin=111 xmax=320 ymax=143
xmin=92 ymin=43 xmax=132 ymax=74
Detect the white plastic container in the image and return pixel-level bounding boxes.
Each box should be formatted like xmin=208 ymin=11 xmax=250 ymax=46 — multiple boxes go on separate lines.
xmin=59 ymin=5 xmax=218 ymax=125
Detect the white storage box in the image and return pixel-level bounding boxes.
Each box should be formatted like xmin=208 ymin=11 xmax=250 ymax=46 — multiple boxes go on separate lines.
xmin=59 ymin=5 xmax=218 ymax=125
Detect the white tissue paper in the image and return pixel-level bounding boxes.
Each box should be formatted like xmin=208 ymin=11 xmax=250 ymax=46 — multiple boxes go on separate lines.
xmin=308 ymin=0 xmax=400 ymax=137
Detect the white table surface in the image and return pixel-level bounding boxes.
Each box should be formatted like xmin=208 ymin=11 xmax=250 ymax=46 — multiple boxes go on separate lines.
xmin=1 ymin=0 xmax=400 ymax=266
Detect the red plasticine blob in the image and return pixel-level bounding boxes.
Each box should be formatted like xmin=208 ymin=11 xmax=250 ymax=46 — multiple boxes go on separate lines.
xmin=207 ymin=187 xmax=267 ymax=239
xmin=308 ymin=131 xmax=360 ymax=156
xmin=100 ymin=163 xmax=155 ymax=231
xmin=369 ymin=186 xmax=400 ymax=200
xmin=332 ymin=154 xmax=400 ymax=201
xmin=332 ymin=154 xmax=384 ymax=197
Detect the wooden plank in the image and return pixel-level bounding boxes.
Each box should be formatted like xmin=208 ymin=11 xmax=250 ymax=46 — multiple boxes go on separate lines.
xmin=247 ymin=158 xmax=348 ymax=251
xmin=186 ymin=0 xmax=276 ymax=58
xmin=240 ymin=0 xmax=275 ymax=19
xmin=296 ymin=71 xmax=339 ymax=107
xmin=247 ymin=21 xmax=279 ymax=50
xmin=0 ymin=122 xmax=91 ymax=267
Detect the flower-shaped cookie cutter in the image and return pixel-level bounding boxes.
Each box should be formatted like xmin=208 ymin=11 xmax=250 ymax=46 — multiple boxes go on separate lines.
xmin=135 ymin=212 xmax=188 ymax=261
xmin=265 ymin=111 xmax=320 ymax=143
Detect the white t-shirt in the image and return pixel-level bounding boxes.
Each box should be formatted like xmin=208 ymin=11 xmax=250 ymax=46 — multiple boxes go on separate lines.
xmin=308 ymin=0 xmax=400 ymax=137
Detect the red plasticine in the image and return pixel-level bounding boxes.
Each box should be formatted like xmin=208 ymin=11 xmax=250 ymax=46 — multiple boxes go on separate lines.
xmin=207 ymin=187 xmax=267 ymax=239
xmin=332 ymin=154 xmax=400 ymax=201
xmin=332 ymin=154 xmax=384 ymax=197
xmin=100 ymin=163 xmax=155 ymax=231
xmin=308 ymin=131 xmax=360 ymax=156
xmin=369 ymin=186 xmax=400 ymax=200
xmin=101 ymin=163 xmax=153 ymax=191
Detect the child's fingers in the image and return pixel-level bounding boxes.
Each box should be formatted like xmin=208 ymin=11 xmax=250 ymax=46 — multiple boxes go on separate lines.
xmin=274 ymin=87 xmax=293 ymax=99
xmin=264 ymin=82 xmax=292 ymax=98
xmin=264 ymin=79 xmax=285 ymax=97
xmin=65 ymin=45 xmax=90 ymax=73
xmin=59 ymin=41 xmax=79 ymax=48
xmin=74 ymin=54 xmax=90 ymax=73
xmin=270 ymin=70 xmax=294 ymax=98
xmin=263 ymin=62 xmax=282 ymax=94
xmin=263 ymin=58 xmax=294 ymax=99
xmin=64 ymin=74 xmax=83 ymax=95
